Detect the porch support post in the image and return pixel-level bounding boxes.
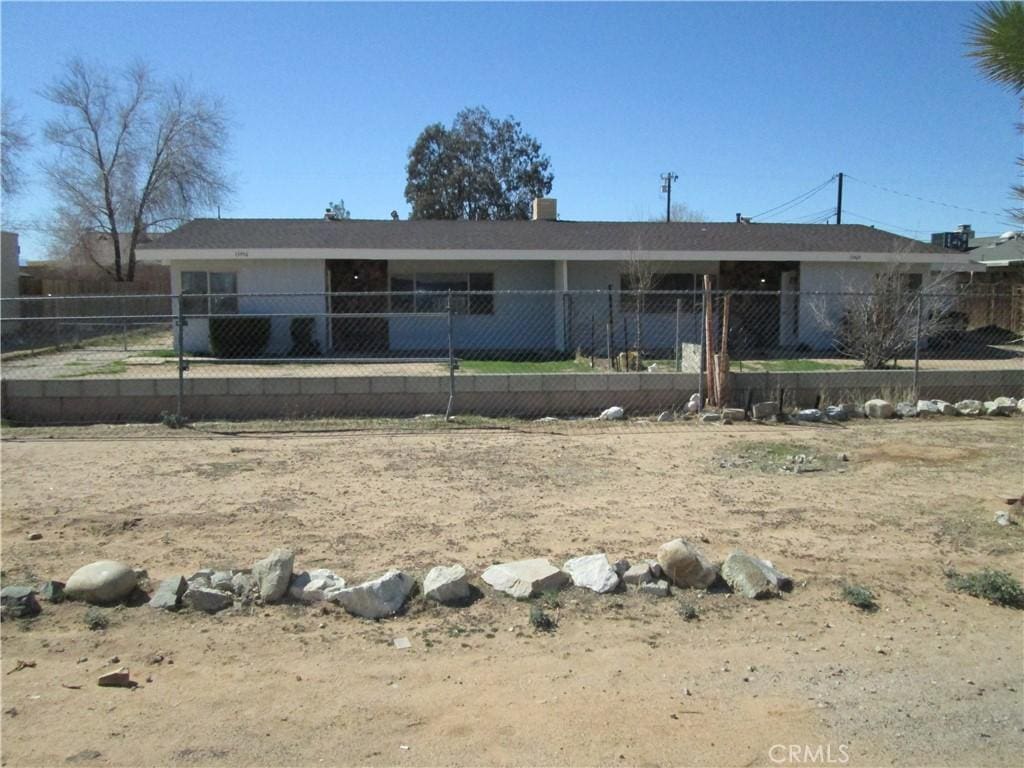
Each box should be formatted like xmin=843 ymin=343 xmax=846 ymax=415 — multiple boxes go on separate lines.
xmin=553 ymin=259 xmax=569 ymax=353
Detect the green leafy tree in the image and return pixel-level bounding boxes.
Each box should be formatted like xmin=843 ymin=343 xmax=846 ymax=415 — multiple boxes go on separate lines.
xmin=967 ymin=1 xmax=1024 ymax=222
xmin=405 ymin=107 xmax=554 ymax=220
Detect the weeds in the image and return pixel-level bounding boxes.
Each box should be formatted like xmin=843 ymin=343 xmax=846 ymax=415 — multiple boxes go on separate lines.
xmin=84 ymin=607 xmax=109 ymax=631
xmin=841 ymin=584 xmax=878 ymax=611
xmin=160 ymin=411 xmax=189 ymax=429
xmin=529 ymin=603 xmax=557 ymax=632
xmin=678 ymin=602 xmax=699 ymax=621
xmin=947 ymin=568 xmax=1024 ymax=608
xmin=538 ymin=590 xmax=561 ymax=610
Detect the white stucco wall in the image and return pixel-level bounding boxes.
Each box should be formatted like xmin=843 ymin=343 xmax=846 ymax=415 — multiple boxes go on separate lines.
xmin=171 ymin=259 xmax=326 ymax=354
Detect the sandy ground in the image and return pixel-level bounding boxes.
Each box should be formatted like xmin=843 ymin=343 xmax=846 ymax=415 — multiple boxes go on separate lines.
xmin=0 ymin=418 xmax=1022 ymax=767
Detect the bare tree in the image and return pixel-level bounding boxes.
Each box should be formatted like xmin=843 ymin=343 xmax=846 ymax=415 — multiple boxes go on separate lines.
xmin=647 ymin=202 xmax=707 ymax=223
xmin=41 ymin=59 xmax=231 ymax=281
xmin=810 ymin=264 xmax=958 ymax=369
xmin=1 ymin=98 xmax=31 ymax=197
xmin=621 ymin=242 xmax=661 ymax=369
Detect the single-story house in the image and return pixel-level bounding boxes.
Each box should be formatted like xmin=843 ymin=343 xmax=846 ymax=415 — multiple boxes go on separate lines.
xmin=138 ymin=199 xmax=979 ymax=357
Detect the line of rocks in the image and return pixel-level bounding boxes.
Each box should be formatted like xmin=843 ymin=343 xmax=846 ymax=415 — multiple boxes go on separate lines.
xmin=1 ymin=539 xmax=795 ymax=622
xmin=593 ymin=394 xmax=1022 ymax=425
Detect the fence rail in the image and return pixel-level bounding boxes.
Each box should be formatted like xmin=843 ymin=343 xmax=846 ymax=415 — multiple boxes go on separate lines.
xmin=1 ymin=288 xmax=1021 ymax=424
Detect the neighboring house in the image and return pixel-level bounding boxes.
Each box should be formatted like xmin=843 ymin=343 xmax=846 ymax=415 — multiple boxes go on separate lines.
xmin=138 ymin=199 xmax=976 ymax=356
xmin=1 ymin=231 xmax=21 ymax=338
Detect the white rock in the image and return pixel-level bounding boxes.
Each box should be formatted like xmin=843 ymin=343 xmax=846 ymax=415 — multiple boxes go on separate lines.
xmin=290 ymin=569 xmax=345 ymax=603
xmin=685 ymin=393 xmax=700 ymax=413
xmin=329 ymin=570 xmax=414 ymax=618
xmin=657 ymin=539 xmax=718 ymax=589
xmin=1018 ymin=399 xmax=1024 ymax=415
xmin=955 ymin=399 xmax=983 ymax=417
xmin=995 ymin=511 xmax=1012 ymax=527
xmin=895 ymin=402 xmax=917 ymax=418
xmin=423 ymin=564 xmax=471 ymax=604
xmin=65 ymin=561 xmax=137 ymax=605
xmin=916 ymin=400 xmax=941 ymax=415
xmin=598 ymin=406 xmax=625 ymax=421
xmin=986 ymin=397 xmax=1016 ymax=416
xmin=563 ymin=554 xmax=620 ymax=594
xmin=931 ymin=399 xmax=957 ymax=416
xmin=864 ymin=399 xmax=895 ymax=419
xmin=252 ymin=549 xmax=294 ymax=603
xmin=481 ymin=558 xmax=569 ymax=599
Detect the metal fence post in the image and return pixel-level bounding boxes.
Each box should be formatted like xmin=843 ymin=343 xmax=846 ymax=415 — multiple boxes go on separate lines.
xmin=444 ymin=289 xmax=455 ymax=421
xmin=674 ymin=297 xmax=682 ymax=372
xmin=121 ymin=295 xmax=128 ymax=352
xmin=176 ymin=294 xmax=186 ymax=422
xmin=912 ymin=292 xmax=923 ymax=399
xmin=698 ymin=288 xmax=707 ymax=411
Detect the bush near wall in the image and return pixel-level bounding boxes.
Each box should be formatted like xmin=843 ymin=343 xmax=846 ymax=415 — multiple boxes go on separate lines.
xmin=209 ymin=316 xmax=271 ymax=358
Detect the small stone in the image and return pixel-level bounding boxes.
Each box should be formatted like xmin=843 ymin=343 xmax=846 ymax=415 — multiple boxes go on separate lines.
xmin=64 ymin=561 xmax=137 ymax=605
xmin=252 ymin=549 xmax=294 ymax=603
xmin=657 ymin=539 xmax=717 ymax=589
xmin=37 ymin=580 xmax=65 ymax=603
xmin=423 ymin=564 xmax=471 ymax=605
xmin=27 ymin=532 xmax=42 ymax=541
xmin=187 ymin=569 xmax=213 ymax=588
xmin=613 ymin=558 xmax=631 ymax=577
xmin=751 ymin=401 xmax=779 ymax=420
xmin=864 ymin=399 xmax=895 ymax=419
xmin=393 ymin=636 xmax=411 ymax=650
xmin=97 ymin=668 xmax=133 ymax=687
xmin=622 ymin=563 xmax=653 ymax=586
xmin=481 ymin=559 xmax=569 ymax=599
xmin=685 ymin=394 xmax=700 ymax=414
xmin=995 ymin=511 xmax=1012 ymax=527
xmin=638 ymin=580 xmax=670 ymax=597
xmin=563 ymin=554 xmax=620 ymax=594
xmin=182 ymin=586 xmax=234 ymax=613
xmin=107 ymin=656 xmax=119 ymax=664
xmin=209 ymin=570 xmax=234 ymax=592
xmin=0 ymin=586 xmax=41 ymax=619
xmin=148 ymin=576 xmax=187 ymax=610
xmin=837 ymin=452 xmax=849 ymax=462
xmin=598 ymin=406 xmax=625 ymax=421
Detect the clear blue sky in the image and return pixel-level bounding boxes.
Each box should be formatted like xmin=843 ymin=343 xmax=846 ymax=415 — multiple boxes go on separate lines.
xmin=2 ymin=1 xmax=1021 ymax=262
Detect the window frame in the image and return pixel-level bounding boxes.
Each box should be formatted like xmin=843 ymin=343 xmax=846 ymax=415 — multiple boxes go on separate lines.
xmin=388 ymin=272 xmax=495 ymax=316
xmin=180 ymin=270 xmax=239 ymax=316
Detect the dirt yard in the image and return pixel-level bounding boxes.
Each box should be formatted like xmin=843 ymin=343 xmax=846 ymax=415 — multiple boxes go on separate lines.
xmin=1 ymin=418 xmax=1022 ymax=767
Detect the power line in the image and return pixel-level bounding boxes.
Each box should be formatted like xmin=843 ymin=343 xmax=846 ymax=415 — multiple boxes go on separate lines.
xmin=844 ymin=175 xmax=1002 ymax=217
xmin=749 ymin=175 xmax=837 ymax=221
xmin=842 ymin=210 xmax=932 ymax=236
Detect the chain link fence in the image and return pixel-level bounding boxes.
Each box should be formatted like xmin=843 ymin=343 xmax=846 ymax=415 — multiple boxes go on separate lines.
xmin=2 ymin=288 xmax=1021 ymax=425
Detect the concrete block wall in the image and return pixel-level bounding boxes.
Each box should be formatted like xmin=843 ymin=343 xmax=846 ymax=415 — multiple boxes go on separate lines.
xmin=2 ymin=369 xmax=1021 ymax=425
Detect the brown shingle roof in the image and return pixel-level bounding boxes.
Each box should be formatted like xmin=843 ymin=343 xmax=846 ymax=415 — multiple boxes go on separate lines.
xmin=141 ymin=218 xmax=953 ymax=254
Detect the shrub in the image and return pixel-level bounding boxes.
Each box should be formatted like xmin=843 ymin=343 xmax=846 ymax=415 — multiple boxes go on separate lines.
xmin=841 ymin=584 xmax=878 ymax=611
xmin=678 ymin=602 xmax=699 ymax=621
xmin=947 ymin=568 xmax=1024 ymax=608
xmin=209 ymin=316 xmax=271 ymax=358
xmin=289 ymin=317 xmax=321 ymax=357
xmin=84 ymin=607 xmax=109 ymax=631
xmin=529 ymin=604 xmax=557 ymax=632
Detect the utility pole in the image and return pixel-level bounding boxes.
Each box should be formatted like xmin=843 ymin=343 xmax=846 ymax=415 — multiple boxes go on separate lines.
xmin=835 ymin=172 xmax=843 ymax=225
xmin=661 ymin=172 xmax=679 ymax=222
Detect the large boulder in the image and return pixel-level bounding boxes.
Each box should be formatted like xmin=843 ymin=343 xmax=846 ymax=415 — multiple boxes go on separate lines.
xmin=598 ymin=406 xmax=625 ymax=421
xmin=797 ymin=408 xmax=822 ymax=422
xmin=657 ymin=539 xmax=717 ymax=589
xmin=148 ymin=576 xmax=188 ymax=610
xmin=864 ymin=399 xmax=894 ymax=419
xmin=721 ymin=552 xmax=779 ymax=599
xmin=0 ymin=586 xmax=41 ymax=619
xmin=329 ymin=570 xmax=414 ymax=618
xmin=289 ymin=568 xmax=345 ymax=603
xmin=751 ymin=401 xmax=779 ymax=420
xmin=481 ymin=558 xmax=569 ymax=599
xmin=895 ymin=402 xmax=917 ymax=418
xmin=916 ymin=400 xmax=941 ymax=416
xmin=986 ymin=397 xmax=1016 ymax=416
xmin=931 ymin=399 xmax=957 ymax=416
xmin=563 ymin=554 xmax=620 ymax=594
xmin=955 ymin=399 xmax=983 ymax=417
xmin=65 ymin=561 xmax=137 ymax=605
xmin=824 ymin=405 xmax=849 ymax=422
xmin=423 ymin=564 xmax=471 ymax=605
xmin=721 ymin=408 xmax=746 ymax=422
xmin=622 ymin=563 xmax=654 ymax=586
xmin=252 ymin=549 xmax=294 ymax=603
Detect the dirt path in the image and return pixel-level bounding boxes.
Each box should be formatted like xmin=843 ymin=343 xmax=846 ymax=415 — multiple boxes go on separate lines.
xmin=1 ymin=419 xmax=1022 ymax=767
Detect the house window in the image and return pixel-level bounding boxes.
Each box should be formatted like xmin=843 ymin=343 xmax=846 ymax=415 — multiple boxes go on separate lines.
xmin=389 ymin=272 xmax=494 ymax=315
xmin=181 ymin=271 xmax=238 ymax=316
xmin=620 ymin=273 xmax=698 ymax=313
